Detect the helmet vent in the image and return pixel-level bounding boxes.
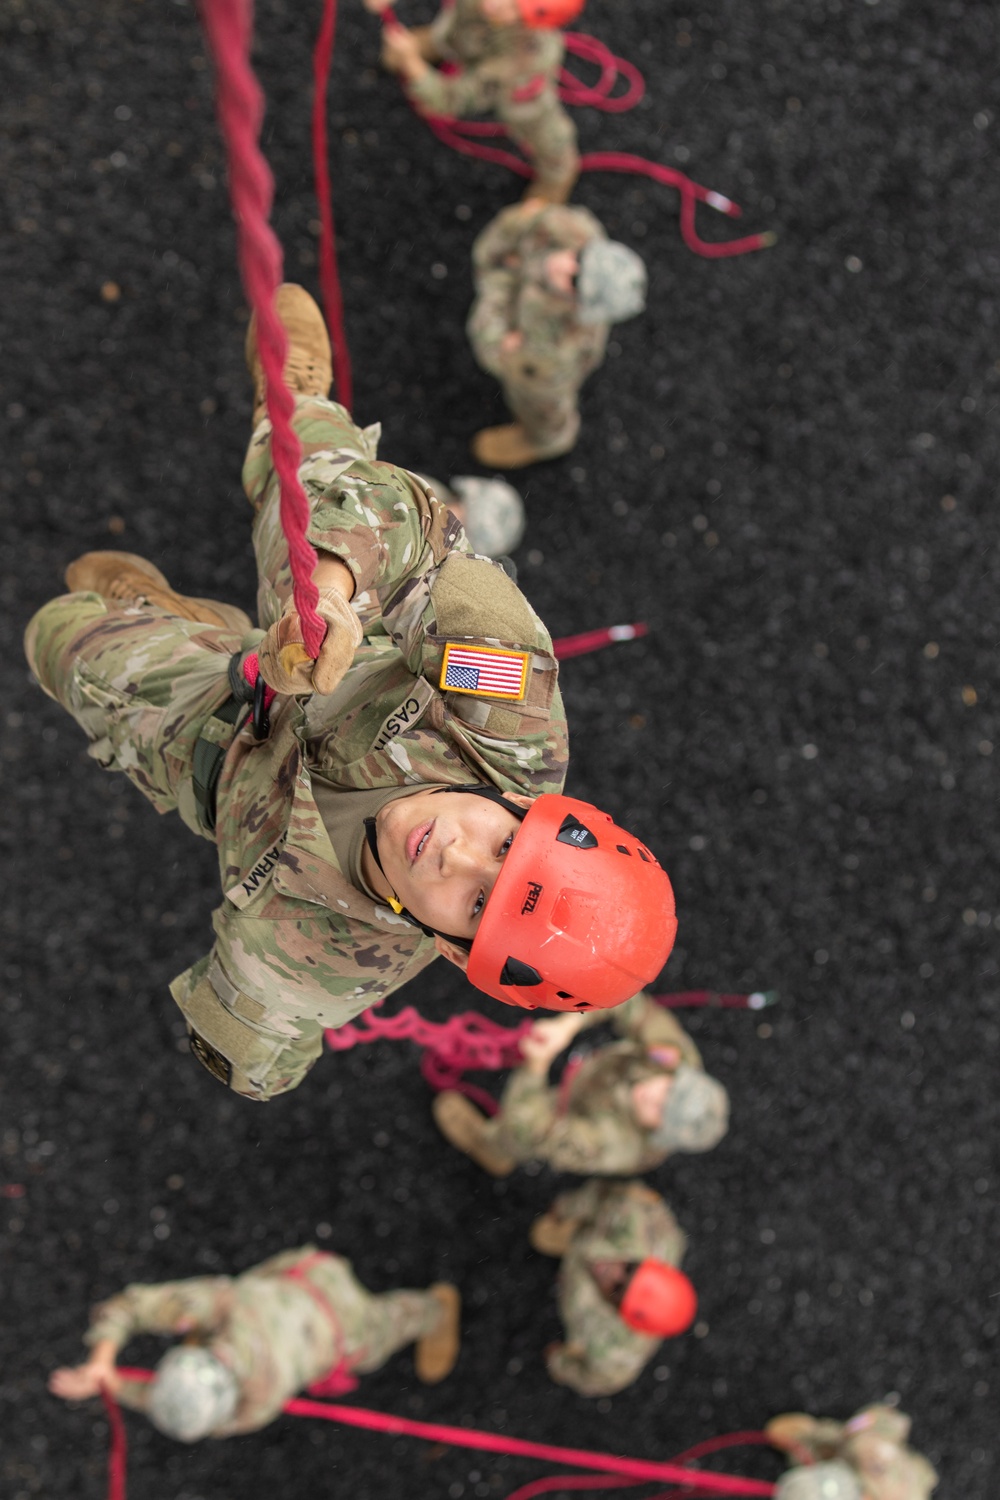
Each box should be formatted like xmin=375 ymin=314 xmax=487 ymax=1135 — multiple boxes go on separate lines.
xmin=499 ymin=956 xmax=544 ymax=987
xmin=637 ymin=848 xmax=650 ymax=862
xmin=616 ymin=844 xmax=631 ymax=855
xmin=556 ymin=815 xmax=598 ymax=850
xmin=556 ymin=990 xmax=574 ymax=1000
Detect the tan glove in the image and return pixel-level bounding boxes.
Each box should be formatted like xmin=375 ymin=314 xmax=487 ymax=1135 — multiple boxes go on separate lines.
xmin=257 ymin=587 xmax=364 ymax=697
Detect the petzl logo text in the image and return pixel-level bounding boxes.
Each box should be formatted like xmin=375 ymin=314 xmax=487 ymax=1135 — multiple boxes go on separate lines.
xmin=521 ymin=881 xmax=543 ymax=915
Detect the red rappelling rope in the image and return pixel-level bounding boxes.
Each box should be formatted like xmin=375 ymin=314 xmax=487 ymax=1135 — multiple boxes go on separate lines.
xmin=199 ymin=0 xmax=326 ymax=657
xmin=381 ymin=16 xmax=775 ymax=258
xmin=100 ymin=1385 xmax=127 ymax=1500
xmin=105 ymin=1375 xmax=775 ymax=1498
xmin=311 ymin=0 xmax=353 ymax=409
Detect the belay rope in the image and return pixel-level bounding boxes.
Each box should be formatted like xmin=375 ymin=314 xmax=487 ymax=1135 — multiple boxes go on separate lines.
xmin=381 ymin=13 xmax=776 ymax=259
xmin=103 ymin=1375 xmax=778 ymax=1499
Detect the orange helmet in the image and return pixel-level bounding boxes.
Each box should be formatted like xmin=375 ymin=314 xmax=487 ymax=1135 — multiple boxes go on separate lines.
xmin=517 ymin=0 xmax=585 ymax=28
xmin=467 ymin=793 xmax=677 ymax=1012
xmin=619 ymin=1259 xmax=698 ymax=1338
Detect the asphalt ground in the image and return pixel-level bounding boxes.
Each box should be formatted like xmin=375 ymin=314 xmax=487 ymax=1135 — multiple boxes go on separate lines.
xmin=1 ymin=0 xmax=998 ymax=1496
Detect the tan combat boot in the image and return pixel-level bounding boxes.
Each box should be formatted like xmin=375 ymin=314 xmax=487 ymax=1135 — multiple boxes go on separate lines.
xmin=415 ymin=1283 xmax=461 ymax=1384
xmin=64 ymin=552 xmax=253 ymax=634
xmin=431 ymin=1092 xmax=516 ymax=1177
xmin=245 ymin=283 xmax=333 ymax=427
xmin=529 ymin=1211 xmax=579 ymax=1258
xmin=471 ymin=423 xmax=549 ymax=470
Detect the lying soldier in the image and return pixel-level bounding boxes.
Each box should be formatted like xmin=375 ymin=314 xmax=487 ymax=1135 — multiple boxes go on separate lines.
xmin=433 ymin=992 xmax=729 ymax=1176
xmin=48 ymin=1245 xmax=460 ymax=1440
xmin=530 ymin=1177 xmax=696 ymax=1397
xmin=369 ymin=0 xmax=583 ymax=204
xmin=466 ymin=198 xmax=647 ymax=467
xmin=767 ymin=1405 xmax=938 ymax=1500
xmin=25 ymin=285 xmax=676 ymax=1100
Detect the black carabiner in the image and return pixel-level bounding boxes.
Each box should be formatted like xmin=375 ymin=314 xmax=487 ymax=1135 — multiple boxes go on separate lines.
xmin=252 ymin=670 xmax=271 ymax=741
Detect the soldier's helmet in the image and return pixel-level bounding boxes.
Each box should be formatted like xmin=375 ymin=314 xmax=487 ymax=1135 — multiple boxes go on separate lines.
xmin=467 ymin=793 xmax=677 ymax=1012
xmin=147 ymin=1346 xmax=241 ymax=1443
xmin=618 ymin=1258 xmax=697 ymax=1337
xmin=773 ymin=1462 xmax=863 ymax=1500
xmin=518 ymin=0 xmax=585 ymax=28
xmin=417 ymin=473 xmax=525 ymax=559
xmin=648 ymin=1065 xmax=731 ymax=1154
xmin=577 ymin=240 xmax=648 ymax=326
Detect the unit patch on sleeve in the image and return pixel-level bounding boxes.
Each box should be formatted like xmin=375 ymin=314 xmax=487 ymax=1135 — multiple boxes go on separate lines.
xmin=439 ymin=642 xmax=530 ymax=701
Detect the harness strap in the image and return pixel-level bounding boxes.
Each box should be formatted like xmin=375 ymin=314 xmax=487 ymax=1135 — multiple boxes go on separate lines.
xmin=191 ymin=654 xmax=255 ymax=834
xmin=280 ymin=1254 xmax=360 ymax=1396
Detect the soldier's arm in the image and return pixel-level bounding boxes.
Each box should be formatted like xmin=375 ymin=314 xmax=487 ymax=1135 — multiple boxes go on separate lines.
xmin=85 ymin=1278 xmax=234 ymax=1351
xmin=171 ymin=911 xmax=438 ymax=1101
xmin=467 ymin=272 xmax=520 ymax=378
xmin=404 ymin=53 xmax=499 ymax=118
xmin=545 ymin=1331 xmax=656 ymax=1397
xmin=571 ymin=992 xmax=704 ymax=1067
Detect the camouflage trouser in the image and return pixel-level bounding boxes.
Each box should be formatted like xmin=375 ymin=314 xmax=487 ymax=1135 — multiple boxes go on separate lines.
xmin=501 ymin=362 xmax=581 ymax=457
xmin=500 ymin=90 xmax=579 ymax=193
xmin=23 ymin=397 xmax=369 ymax=838
xmin=312 ymin=1257 xmax=443 ymax=1373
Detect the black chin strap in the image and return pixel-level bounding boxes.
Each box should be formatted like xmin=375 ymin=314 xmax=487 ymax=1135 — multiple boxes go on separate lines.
xmin=363 ymin=785 xmax=528 ymax=949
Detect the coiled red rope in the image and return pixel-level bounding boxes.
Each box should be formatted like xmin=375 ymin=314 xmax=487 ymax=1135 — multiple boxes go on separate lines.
xmin=105 ymin=1375 xmax=776 ymax=1497
xmin=382 ymin=15 xmax=775 ymax=258
xmin=325 ymin=990 xmax=776 ymax=1114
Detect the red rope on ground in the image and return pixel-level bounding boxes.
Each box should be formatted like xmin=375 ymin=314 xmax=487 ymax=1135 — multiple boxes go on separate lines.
xmin=560 ymin=32 xmax=645 ymax=112
xmin=381 ymin=17 xmax=774 ymax=258
xmin=198 ymin=0 xmax=325 ymax=658
xmin=109 ymin=1370 xmax=776 ymax=1498
xmin=100 ymin=1385 xmax=128 ymax=1500
xmin=553 ymin=622 xmax=648 ymax=659
xmin=502 ymin=1477 xmax=644 ymax=1500
xmin=311 ymin=0 xmax=353 ymax=410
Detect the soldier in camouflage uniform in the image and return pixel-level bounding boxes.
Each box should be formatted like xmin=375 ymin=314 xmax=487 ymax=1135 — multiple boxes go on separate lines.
xmin=369 ymin=0 xmax=581 ymax=204
xmin=766 ymin=1405 xmax=938 ymax=1500
xmin=530 ymin=1178 xmax=691 ymax=1397
xmin=465 ymin=198 xmax=648 ymax=468
xmin=48 ymin=1245 xmax=460 ymax=1439
xmin=433 ymin=991 xmax=730 ymax=1176
xmin=25 ymin=284 xmax=572 ymax=1101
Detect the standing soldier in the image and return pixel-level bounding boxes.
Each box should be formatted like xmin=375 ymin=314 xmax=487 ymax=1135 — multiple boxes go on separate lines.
xmin=530 ymin=1178 xmax=697 ymax=1397
xmin=48 ymin=1245 xmax=461 ymax=1440
xmin=466 ymin=199 xmax=647 ymax=467
xmin=368 ymin=0 xmax=583 ymax=205
xmin=432 ymin=992 xmax=729 ymax=1177
xmin=24 ymin=284 xmax=678 ymax=1101
xmin=766 ymin=1405 xmax=938 ymax=1500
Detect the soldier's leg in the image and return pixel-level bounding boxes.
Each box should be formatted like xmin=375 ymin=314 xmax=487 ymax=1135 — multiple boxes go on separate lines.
xmin=351 ymin=1288 xmax=450 ymax=1373
xmin=25 ymin=591 xmax=246 ymax=836
xmin=504 ymin=96 xmax=580 ymax=203
xmin=501 ymin=370 xmax=581 ymax=459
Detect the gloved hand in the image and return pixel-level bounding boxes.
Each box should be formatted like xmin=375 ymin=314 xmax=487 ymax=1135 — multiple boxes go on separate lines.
xmin=257 ymin=587 xmax=364 ymax=697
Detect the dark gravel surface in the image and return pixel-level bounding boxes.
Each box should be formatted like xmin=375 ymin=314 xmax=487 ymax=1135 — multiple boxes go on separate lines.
xmin=2 ymin=0 xmax=998 ymax=1496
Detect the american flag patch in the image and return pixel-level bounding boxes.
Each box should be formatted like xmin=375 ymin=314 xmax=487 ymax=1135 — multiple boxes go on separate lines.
xmin=439 ymin=642 xmax=530 ymax=701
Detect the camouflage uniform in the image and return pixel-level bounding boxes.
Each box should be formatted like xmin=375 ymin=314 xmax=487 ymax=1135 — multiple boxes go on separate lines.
xmin=541 ymin=1178 xmax=687 ymax=1397
xmin=25 ymin=396 xmax=567 ymax=1100
xmin=85 ymin=1245 xmax=444 ymax=1435
xmin=473 ymin=992 xmax=728 ymax=1174
xmin=468 ymin=202 xmax=610 ymax=457
xmin=769 ymin=1406 xmax=938 ymax=1500
xmin=405 ymin=0 xmax=579 ymax=196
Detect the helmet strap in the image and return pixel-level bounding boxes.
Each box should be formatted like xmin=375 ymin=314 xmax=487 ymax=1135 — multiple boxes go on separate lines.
xmin=362 ymin=786 xmax=528 ymax=950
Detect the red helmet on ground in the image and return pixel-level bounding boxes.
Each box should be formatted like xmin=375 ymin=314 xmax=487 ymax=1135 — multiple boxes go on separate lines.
xmin=619 ymin=1260 xmax=698 ymax=1338
xmin=518 ymin=0 xmax=585 ymax=28
xmin=467 ymin=793 xmax=677 ymax=1012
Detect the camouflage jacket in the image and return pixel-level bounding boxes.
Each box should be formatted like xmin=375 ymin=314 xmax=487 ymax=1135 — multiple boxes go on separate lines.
xmin=170 ymin=405 xmax=567 ymax=1098
xmin=407 ymin=0 xmax=565 ymax=127
xmin=773 ymin=1406 xmax=938 ymax=1500
xmin=546 ymin=1178 xmax=687 ymax=1397
xmin=467 ymin=202 xmax=609 ymax=388
xmin=496 ymin=993 xmax=705 ymax=1174
xmin=88 ymin=1247 xmax=388 ymax=1435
